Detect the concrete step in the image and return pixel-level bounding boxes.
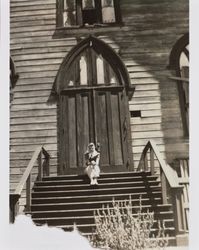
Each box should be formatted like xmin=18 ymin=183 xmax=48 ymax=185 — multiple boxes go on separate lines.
xmin=33 ymin=180 xmax=160 ymax=192
xmin=32 ymin=211 xmax=174 ymax=227
xmin=31 ymin=191 xmax=162 ymax=204
xmin=35 ymin=175 xmax=159 ymax=186
xmin=42 ymin=171 xmax=152 ymax=181
xmin=56 ymin=218 xmax=175 ymax=233
xmin=32 ymin=185 xmax=161 ymax=198
xmin=32 ymin=204 xmax=173 ymax=224
xmin=30 ymin=171 xmax=176 ymax=241
xmin=31 ymin=197 xmax=162 ymax=215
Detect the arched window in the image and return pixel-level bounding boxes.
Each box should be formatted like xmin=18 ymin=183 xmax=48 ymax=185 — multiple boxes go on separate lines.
xmin=55 ymin=36 xmax=132 ymax=93
xmin=169 ymin=34 xmax=189 ymax=137
xmin=63 ymin=45 xmax=119 ymax=87
xmin=10 ymin=58 xmax=19 ymax=102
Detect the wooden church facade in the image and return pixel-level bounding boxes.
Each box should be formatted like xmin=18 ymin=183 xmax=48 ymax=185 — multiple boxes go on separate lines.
xmin=10 ymin=0 xmax=189 ymax=245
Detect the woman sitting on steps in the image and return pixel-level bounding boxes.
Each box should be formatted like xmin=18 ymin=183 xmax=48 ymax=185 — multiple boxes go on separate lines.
xmin=84 ymin=143 xmax=100 ymax=185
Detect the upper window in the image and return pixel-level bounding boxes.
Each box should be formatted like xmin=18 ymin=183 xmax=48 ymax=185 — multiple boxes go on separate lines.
xmin=57 ymin=0 xmax=122 ymax=27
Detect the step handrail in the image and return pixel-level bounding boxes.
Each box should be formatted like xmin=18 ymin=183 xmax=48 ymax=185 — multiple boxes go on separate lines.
xmin=137 ymin=140 xmax=180 ymax=188
xmin=137 ymin=139 xmax=185 ymax=235
xmin=10 ymin=146 xmax=50 ymax=223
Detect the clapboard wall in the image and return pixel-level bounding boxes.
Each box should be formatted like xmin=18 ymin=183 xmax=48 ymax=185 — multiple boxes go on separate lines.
xmin=10 ymin=0 xmax=189 ymax=204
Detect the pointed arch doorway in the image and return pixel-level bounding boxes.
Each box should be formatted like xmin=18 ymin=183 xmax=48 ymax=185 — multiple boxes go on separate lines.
xmin=55 ymin=37 xmax=133 ymax=175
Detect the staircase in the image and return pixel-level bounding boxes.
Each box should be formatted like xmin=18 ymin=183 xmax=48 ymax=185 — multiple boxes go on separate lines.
xmin=29 ymin=171 xmax=176 ymax=244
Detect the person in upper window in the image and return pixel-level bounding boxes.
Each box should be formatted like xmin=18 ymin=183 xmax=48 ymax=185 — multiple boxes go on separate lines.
xmin=84 ymin=143 xmax=100 ymax=185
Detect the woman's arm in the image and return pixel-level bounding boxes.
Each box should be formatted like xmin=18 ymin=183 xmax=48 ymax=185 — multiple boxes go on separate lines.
xmin=95 ymin=154 xmax=100 ymax=166
xmin=84 ymin=153 xmax=90 ymax=166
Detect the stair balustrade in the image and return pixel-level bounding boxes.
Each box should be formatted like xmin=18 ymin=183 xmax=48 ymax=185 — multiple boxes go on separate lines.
xmin=10 ymin=146 xmax=50 ymax=223
xmin=173 ymin=158 xmax=189 ymax=232
xmin=137 ymin=140 xmax=186 ymax=236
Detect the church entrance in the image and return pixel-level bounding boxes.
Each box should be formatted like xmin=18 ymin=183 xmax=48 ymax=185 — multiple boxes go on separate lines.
xmin=57 ymin=37 xmax=133 ymax=174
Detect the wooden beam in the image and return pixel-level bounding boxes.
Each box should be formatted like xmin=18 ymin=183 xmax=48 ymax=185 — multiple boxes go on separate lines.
xmin=14 ymin=146 xmax=42 ymax=195
xmin=9 ymin=194 xmax=20 ymax=223
xmin=61 ymin=85 xmax=124 ymax=93
xmin=148 ymin=140 xmax=181 ymax=188
xmin=150 ymin=148 xmax=155 ymax=175
xmin=169 ymin=76 xmax=189 ymax=82
xmin=26 ymin=174 xmax=31 ymax=212
xmin=38 ymin=151 xmax=43 ymax=181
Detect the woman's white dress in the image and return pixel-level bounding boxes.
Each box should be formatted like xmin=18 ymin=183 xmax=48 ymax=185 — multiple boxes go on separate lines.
xmin=84 ymin=151 xmax=100 ymax=179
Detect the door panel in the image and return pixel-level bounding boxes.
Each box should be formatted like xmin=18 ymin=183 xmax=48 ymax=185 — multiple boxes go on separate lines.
xmin=77 ymin=92 xmax=91 ymax=169
xmin=68 ymin=95 xmax=77 ymax=168
xmin=59 ymin=87 xmax=131 ymax=174
xmin=119 ymin=90 xmax=131 ymax=169
xmin=110 ymin=91 xmax=123 ymax=166
xmin=95 ymin=91 xmax=110 ymax=167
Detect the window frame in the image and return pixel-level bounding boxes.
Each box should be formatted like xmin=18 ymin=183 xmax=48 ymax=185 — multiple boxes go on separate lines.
xmin=10 ymin=57 xmax=19 ymax=103
xmin=53 ymin=36 xmax=134 ymax=95
xmin=169 ymin=33 xmax=189 ymax=138
xmin=56 ymin=0 xmax=122 ymax=28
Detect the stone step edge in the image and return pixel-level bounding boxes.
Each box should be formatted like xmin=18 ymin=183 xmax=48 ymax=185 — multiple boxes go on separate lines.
xmin=31 ymin=205 xmax=173 ymax=220
xmin=31 ymin=191 xmax=162 ymax=201
xmin=36 ymin=175 xmax=159 ymax=184
xmin=33 ymin=180 xmax=160 ymax=189
xmin=30 ymin=197 xmax=162 ymax=210
xmin=32 ymin=185 xmax=161 ymax=195
xmin=42 ymin=171 xmax=152 ymax=180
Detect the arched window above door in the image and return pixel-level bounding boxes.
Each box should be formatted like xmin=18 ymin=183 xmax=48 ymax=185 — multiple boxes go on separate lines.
xmin=54 ymin=36 xmax=132 ymax=94
xmin=64 ymin=45 xmax=119 ymax=87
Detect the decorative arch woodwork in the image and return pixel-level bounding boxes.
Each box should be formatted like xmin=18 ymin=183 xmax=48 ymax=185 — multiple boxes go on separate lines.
xmin=54 ymin=35 xmax=132 ymax=94
xmin=169 ymin=33 xmax=189 ymax=137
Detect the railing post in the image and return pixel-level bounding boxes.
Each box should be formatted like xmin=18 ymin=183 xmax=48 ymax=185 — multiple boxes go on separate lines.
xmin=43 ymin=152 xmax=50 ymax=177
xmin=46 ymin=157 xmax=50 ymax=176
xmin=161 ymin=169 xmax=168 ymax=204
xmin=26 ymin=174 xmax=31 ymax=213
xmin=144 ymin=152 xmax=148 ymax=171
xmin=172 ymin=187 xmax=185 ymax=235
xmin=38 ymin=151 xmax=43 ymax=181
xmin=137 ymin=156 xmax=144 ymax=172
xmin=9 ymin=194 xmax=20 ymax=223
xmin=150 ymin=148 xmax=155 ymax=175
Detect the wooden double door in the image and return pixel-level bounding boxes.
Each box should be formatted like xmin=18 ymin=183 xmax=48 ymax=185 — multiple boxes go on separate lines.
xmin=58 ymin=86 xmax=132 ymax=174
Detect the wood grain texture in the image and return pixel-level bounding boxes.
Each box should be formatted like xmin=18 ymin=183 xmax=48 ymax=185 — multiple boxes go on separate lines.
xmin=10 ymin=0 xmax=189 ymax=208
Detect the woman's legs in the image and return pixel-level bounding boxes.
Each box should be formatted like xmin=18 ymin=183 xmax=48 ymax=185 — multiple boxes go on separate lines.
xmin=92 ymin=165 xmax=100 ymax=185
xmin=92 ymin=177 xmax=98 ymax=185
xmin=89 ymin=171 xmax=96 ymax=185
xmin=85 ymin=165 xmax=100 ymax=185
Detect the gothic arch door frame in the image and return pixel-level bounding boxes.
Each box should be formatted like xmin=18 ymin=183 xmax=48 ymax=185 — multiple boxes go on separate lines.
xmin=55 ymin=36 xmax=134 ymax=175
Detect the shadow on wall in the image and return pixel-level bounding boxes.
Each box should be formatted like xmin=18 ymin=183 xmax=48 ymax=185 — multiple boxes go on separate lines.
xmin=103 ymin=33 xmax=189 ymax=165
xmin=112 ymin=0 xmax=189 ymax=165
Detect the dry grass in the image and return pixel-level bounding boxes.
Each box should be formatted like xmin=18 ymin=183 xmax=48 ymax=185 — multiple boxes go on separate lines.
xmin=89 ymin=196 xmax=168 ymax=250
